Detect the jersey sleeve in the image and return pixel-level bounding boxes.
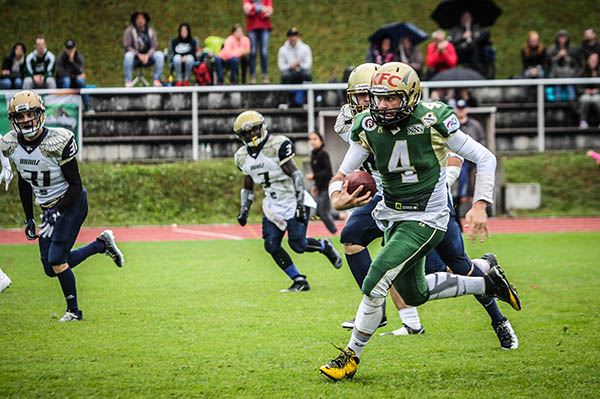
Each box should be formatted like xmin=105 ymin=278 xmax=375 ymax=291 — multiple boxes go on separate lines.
xmin=432 ymin=103 xmax=460 ymax=138
xmin=278 ymin=138 xmax=295 ymax=164
xmin=0 ymin=131 xmax=18 ymax=158
xmin=60 ymin=134 xmax=78 ymax=165
xmin=233 ymin=147 xmax=248 ymax=174
xmin=349 ymin=112 xmax=375 ymax=153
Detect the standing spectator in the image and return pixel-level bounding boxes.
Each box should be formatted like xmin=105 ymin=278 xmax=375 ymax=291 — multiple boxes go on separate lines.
xmin=23 ymin=36 xmax=56 ymax=89
xmin=56 ymin=40 xmax=91 ymax=111
xmin=243 ymin=0 xmax=273 ymax=84
xmin=170 ymin=23 xmax=197 ymax=86
xmin=449 ymin=11 xmax=491 ymax=74
xmin=1 ymin=42 xmax=26 ymax=90
xmin=580 ymin=28 xmax=600 ymax=62
xmin=521 ymin=31 xmax=547 ymax=78
xmin=547 ymin=30 xmax=581 ymax=102
xmin=123 ymin=10 xmax=164 ymax=87
xmin=278 ymin=27 xmax=312 ymax=106
xmin=365 ymin=35 xmax=399 ymax=65
xmin=426 ymin=30 xmax=457 ymax=79
xmin=398 ymin=37 xmax=423 ymax=77
xmin=578 ymin=53 xmax=600 ymax=129
xmin=214 ymin=24 xmax=251 ymax=85
xmin=306 ymin=132 xmax=337 ymax=234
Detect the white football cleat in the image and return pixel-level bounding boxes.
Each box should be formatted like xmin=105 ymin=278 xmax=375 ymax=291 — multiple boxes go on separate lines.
xmin=58 ymin=310 xmax=83 ymax=322
xmin=379 ymin=323 xmax=425 ymax=336
xmin=97 ymin=230 xmax=124 ymax=267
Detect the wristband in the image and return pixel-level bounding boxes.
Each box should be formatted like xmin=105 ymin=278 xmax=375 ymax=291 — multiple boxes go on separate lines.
xmin=328 ymin=181 xmax=343 ymax=199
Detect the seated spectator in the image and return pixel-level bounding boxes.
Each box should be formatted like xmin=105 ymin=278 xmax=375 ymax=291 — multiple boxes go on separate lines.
xmin=580 ymin=28 xmax=600 ymax=62
xmin=579 ymin=53 xmax=600 ymax=129
xmin=456 ymin=87 xmax=479 ymax=107
xmin=123 ymin=10 xmax=164 ymax=87
xmin=398 ymin=37 xmax=423 ymax=77
xmin=521 ymin=31 xmax=547 ymax=78
xmin=278 ymin=27 xmax=312 ymax=106
xmin=56 ymin=39 xmax=91 ymax=111
xmin=365 ymin=35 xmax=399 ymax=65
xmin=426 ymin=30 xmax=457 ymax=79
xmin=23 ymin=36 xmax=56 ymax=89
xmin=243 ymin=0 xmax=273 ymax=84
xmin=214 ymin=24 xmax=250 ymax=85
xmin=170 ymin=23 xmax=197 ymax=86
xmin=1 ymin=42 xmax=26 ymax=90
xmin=547 ymin=30 xmax=581 ymax=102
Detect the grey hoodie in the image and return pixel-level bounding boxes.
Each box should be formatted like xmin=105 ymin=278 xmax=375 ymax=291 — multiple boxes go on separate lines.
xmin=277 ymin=39 xmax=312 ymax=72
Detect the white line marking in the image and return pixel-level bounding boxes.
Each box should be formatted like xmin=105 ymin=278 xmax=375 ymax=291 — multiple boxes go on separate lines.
xmin=172 ymin=227 xmax=243 ymax=240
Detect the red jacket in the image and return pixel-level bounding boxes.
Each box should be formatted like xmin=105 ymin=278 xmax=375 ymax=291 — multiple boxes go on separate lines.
xmin=426 ymin=41 xmax=457 ymax=73
xmin=243 ymin=0 xmax=273 ymax=32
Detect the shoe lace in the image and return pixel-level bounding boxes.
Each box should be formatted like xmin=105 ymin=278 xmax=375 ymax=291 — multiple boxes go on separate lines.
xmin=495 ymin=322 xmax=511 ymax=343
xmin=328 ymin=344 xmax=352 ymax=368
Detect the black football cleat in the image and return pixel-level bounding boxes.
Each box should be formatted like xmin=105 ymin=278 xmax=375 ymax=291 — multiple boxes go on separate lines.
xmin=323 ymin=239 xmax=343 ymax=269
xmin=484 ymin=265 xmax=521 ymax=311
xmin=280 ymin=275 xmax=310 ymax=292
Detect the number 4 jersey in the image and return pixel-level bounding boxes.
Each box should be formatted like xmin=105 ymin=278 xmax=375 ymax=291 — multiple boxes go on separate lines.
xmin=1 ymin=127 xmax=78 ymax=206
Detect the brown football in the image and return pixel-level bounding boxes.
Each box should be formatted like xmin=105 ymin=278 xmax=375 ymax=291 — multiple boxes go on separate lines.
xmin=344 ymin=170 xmax=376 ymax=198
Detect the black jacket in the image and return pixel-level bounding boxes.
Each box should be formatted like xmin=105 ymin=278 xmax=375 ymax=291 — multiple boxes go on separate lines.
xmin=56 ymin=50 xmax=84 ymax=79
xmin=310 ymin=146 xmax=333 ymax=191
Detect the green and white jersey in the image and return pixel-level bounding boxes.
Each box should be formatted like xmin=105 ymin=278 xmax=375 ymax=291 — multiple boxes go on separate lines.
xmin=349 ymin=101 xmax=461 ymax=230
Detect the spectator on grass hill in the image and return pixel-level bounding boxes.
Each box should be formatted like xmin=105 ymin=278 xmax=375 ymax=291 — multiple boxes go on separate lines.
xmin=278 ymin=27 xmax=312 ymax=84
xmin=580 ymin=28 xmax=600 ymax=62
xmin=123 ymin=10 xmax=164 ymax=87
xmin=426 ymin=30 xmax=457 ymax=79
xmin=546 ymin=29 xmax=581 ymax=102
xmin=366 ymin=35 xmax=399 ymax=65
xmin=578 ymin=53 xmax=600 ymax=129
xmin=170 ymin=23 xmax=197 ymax=86
xmin=56 ymin=39 xmax=91 ymax=111
xmin=521 ymin=31 xmax=547 ymax=78
xmin=306 ymin=132 xmax=337 ymax=234
xmin=450 ymin=11 xmax=491 ymax=75
xmin=23 ymin=36 xmax=56 ymax=89
xmin=243 ymin=0 xmax=273 ymax=84
xmin=1 ymin=42 xmax=26 ymax=89
xmin=398 ymin=37 xmax=423 ymax=78
xmin=215 ymin=24 xmax=251 ymax=85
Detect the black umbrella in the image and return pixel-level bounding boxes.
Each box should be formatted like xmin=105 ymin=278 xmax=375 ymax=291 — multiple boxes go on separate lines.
xmin=368 ymin=22 xmax=429 ymax=49
xmin=431 ymin=67 xmax=485 ymax=81
xmin=431 ymin=0 xmax=502 ymax=29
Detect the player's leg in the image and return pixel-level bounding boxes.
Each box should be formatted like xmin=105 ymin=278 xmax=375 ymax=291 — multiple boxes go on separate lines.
xmin=262 ymin=216 xmax=309 ymax=292
xmin=287 ymin=207 xmax=342 ymax=269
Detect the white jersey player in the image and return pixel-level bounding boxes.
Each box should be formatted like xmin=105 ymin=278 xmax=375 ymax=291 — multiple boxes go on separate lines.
xmin=232 ymin=110 xmax=342 ymax=292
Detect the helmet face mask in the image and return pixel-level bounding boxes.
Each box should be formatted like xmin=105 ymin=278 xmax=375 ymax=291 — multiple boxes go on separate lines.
xmin=8 ymin=90 xmax=46 ymax=138
xmin=346 ymin=63 xmax=379 ymax=115
xmin=233 ymin=110 xmax=268 ymax=150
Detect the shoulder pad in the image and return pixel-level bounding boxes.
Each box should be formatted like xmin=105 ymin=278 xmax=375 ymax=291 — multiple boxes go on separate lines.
xmin=234 ymin=146 xmax=248 ymax=168
xmin=0 ymin=131 xmax=19 ymax=158
xmin=40 ymin=128 xmax=75 ymax=159
xmin=262 ymin=135 xmax=288 ymax=159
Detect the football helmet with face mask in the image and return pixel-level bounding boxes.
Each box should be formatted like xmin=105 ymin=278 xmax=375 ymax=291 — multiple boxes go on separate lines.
xmin=233 ymin=110 xmax=269 ymax=150
xmin=8 ymin=90 xmax=46 ymax=138
xmin=369 ymin=62 xmax=421 ymax=128
xmin=346 ymin=63 xmax=379 ymax=115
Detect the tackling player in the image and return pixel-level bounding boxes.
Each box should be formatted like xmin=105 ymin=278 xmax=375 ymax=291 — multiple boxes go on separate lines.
xmin=0 ymin=90 xmax=124 ymax=321
xmin=233 ymin=110 xmax=342 ymax=292
xmin=319 ymin=63 xmax=521 ymax=380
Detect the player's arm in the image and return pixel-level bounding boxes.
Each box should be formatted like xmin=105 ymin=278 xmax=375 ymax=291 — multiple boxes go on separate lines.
xmin=333 ymin=104 xmax=353 ymax=142
xmin=328 ymin=140 xmax=372 ymax=211
xmin=446 ymin=151 xmax=463 ymax=187
xmin=54 ymin=159 xmax=83 ymax=213
xmin=18 ymin=172 xmax=38 ymax=240
xmin=0 ymin=151 xmax=13 ymax=191
xmin=237 ymin=175 xmax=254 ymax=226
xmin=281 ymin=158 xmax=307 ymax=223
xmin=446 ymin=130 xmax=496 ymax=243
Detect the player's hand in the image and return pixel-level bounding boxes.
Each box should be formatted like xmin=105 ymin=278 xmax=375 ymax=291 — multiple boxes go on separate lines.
xmin=464 ymin=201 xmax=490 ymax=243
xmin=39 ymin=209 xmax=61 ymax=239
xmin=0 ymin=167 xmax=13 ymax=191
xmin=295 ymin=203 xmax=307 ymax=223
xmin=24 ymin=219 xmax=38 ymax=240
xmin=331 ymin=181 xmax=371 ymax=211
xmin=237 ymin=207 xmax=249 ymax=226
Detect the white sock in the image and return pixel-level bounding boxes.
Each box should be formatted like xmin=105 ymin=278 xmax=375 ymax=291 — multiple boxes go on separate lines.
xmin=347 ymin=295 xmax=385 ymax=357
xmin=426 ymin=272 xmax=485 ymax=300
xmin=472 ymin=258 xmax=491 ymax=273
xmin=348 ymin=329 xmax=370 ymax=357
xmin=398 ymin=307 xmax=422 ymax=330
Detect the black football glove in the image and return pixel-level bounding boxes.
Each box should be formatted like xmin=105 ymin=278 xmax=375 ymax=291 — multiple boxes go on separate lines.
xmin=25 ymin=219 xmax=38 ymax=240
xmin=237 ymin=207 xmax=249 ymax=226
xmin=295 ymin=203 xmax=307 ymax=223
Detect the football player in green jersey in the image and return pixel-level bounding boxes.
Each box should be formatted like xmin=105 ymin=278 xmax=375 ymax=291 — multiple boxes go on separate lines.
xmin=319 ymin=62 xmax=521 ymax=381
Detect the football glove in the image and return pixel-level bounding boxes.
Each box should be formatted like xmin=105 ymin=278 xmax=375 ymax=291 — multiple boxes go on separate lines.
xmin=25 ymin=219 xmax=38 ymax=240
xmin=295 ymin=203 xmax=307 ymax=223
xmin=237 ymin=206 xmax=250 ymax=226
xmin=39 ymin=209 xmax=61 ymax=239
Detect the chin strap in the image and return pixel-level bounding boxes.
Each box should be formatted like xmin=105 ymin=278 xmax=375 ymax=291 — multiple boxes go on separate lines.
xmin=291 ymin=170 xmax=304 ymax=203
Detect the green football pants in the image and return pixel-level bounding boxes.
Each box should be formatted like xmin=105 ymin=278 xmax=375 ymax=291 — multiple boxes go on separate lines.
xmin=361 ymin=220 xmax=445 ymax=306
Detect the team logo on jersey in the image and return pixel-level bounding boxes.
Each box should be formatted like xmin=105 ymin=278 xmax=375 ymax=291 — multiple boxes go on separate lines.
xmin=407 ymin=124 xmax=425 ymax=135
xmin=421 ymin=112 xmax=437 ymax=127
xmin=361 ymin=116 xmax=377 ymax=131
xmin=443 ymin=114 xmax=460 ymax=133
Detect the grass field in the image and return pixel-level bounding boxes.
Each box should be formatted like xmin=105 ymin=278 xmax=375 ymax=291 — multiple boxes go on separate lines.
xmin=1 ymin=232 xmax=599 ymax=398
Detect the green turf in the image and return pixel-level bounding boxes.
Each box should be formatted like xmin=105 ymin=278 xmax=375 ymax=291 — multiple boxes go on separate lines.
xmin=1 ymin=232 xmax=599 ymax=398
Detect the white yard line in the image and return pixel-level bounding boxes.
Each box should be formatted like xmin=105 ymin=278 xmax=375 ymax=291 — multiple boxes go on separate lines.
xmin=172 ymin=227 xmax=243 ymax=240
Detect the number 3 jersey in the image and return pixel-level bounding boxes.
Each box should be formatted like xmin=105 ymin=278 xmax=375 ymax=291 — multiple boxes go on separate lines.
xmin=234 ymin=135 xmax=298 ymax=220
xmin=1 ymin=127 xmax=78 ymax=206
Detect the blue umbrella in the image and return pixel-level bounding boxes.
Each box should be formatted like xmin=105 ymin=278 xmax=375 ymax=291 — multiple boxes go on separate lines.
xmin=368 ymin=22 xmax=429 ymax=49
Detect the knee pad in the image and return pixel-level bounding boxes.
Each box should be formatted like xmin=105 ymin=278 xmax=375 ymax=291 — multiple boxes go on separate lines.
xmin=288 ymin=239 xmax=306 ymax=254
xmin=354 ymin=295 xmax=386 ymax=335
xmin=263 ymin=239 xmax=279 ymax=254
xmin=42 ymin=260 xmax=56 ymax=277
xmin=340 ymin=223 xmax=363 ymax=246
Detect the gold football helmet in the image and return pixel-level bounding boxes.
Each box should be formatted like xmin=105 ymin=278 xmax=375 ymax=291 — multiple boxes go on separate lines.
xmin=346 ymin=63 xmax=379 ymax=115
xmin=233 ymin=110 xmax=268 ymax=149
xmin=8 ymin=90 xmax=46 ymax=138
xmin=369 ymin=62 xmax=421 ymax=127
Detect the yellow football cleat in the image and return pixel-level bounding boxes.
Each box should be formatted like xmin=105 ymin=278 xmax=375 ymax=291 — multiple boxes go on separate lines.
xmin=319 ymin=346 xmax=360 ymax=381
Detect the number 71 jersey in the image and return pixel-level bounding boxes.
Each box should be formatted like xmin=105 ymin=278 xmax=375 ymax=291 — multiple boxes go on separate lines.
xmin=234 ymin=135 xmax=298 ymax=220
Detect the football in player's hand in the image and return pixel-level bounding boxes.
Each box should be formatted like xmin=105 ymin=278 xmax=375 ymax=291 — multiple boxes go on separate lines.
xmin=344 ymin=170 xmax=376 ymax=198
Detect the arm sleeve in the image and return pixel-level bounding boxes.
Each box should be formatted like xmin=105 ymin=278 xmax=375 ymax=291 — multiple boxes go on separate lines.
xmin=55 ymin=159 xmax=83 ymax=212
xmin=278 ymin=139 xmax=295 ymax=164
xmin=339 ymin=141 xmax=370 ymax=176
xmin=446 ymin=130 xmax=496 ymax=204
xmin=18 ymin=172 xmax=34 ymax=220
xmin=334 ymin=104 xmax=353 ymax=142
xmin=123 ymin=28 xmax=137 ymax=54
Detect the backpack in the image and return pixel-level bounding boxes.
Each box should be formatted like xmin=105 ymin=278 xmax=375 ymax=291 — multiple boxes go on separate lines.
xmin=193 ymin=62 xmax=212 ymax=86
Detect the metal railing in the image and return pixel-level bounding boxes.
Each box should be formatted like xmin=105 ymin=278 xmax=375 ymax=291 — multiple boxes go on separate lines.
xmin=3 ymin=77 xmax=600 ymax=159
